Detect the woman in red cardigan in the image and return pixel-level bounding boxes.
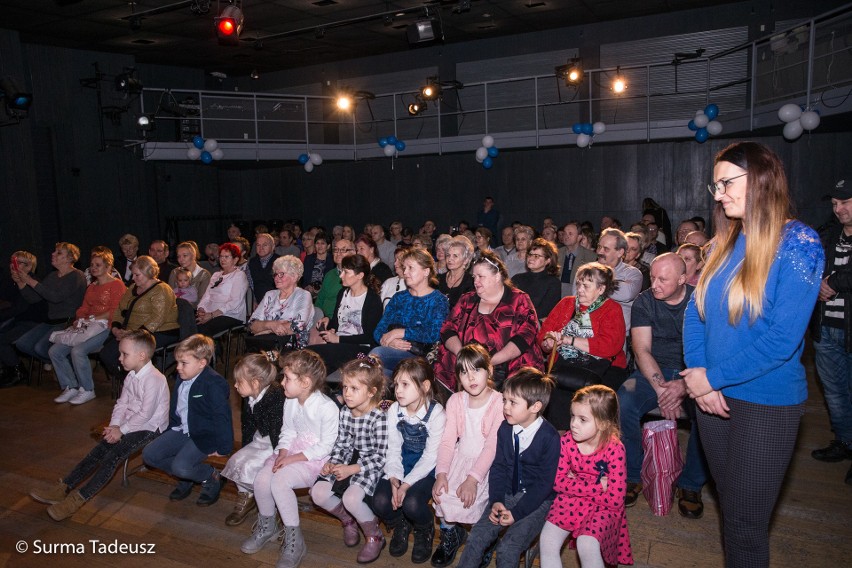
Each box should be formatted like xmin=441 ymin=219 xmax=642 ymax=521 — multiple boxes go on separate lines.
xmin=538 ymin=262 xmax=626 ymax=430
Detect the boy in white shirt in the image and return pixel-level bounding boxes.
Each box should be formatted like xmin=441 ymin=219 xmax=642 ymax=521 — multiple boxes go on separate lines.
xmin=30 ymin=330 xmax=169 ymax=520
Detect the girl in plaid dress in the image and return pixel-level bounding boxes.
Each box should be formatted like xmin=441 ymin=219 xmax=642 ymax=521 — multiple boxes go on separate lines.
xmin=310 ymin=356 xmax=389 ymax=564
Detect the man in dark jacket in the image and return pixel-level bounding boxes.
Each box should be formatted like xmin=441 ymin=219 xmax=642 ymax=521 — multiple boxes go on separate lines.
xmin=811 ymin=177 xmax=852 ymax=486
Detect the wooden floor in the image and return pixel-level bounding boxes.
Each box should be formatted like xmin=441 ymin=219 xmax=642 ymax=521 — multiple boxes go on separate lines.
xmin=1 ymin=348 xmax=850 ymax=568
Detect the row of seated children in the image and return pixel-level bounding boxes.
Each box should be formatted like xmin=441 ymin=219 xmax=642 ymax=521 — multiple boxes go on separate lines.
xmin=30 ymin=336 xmax=633 ymax=568
xmin=218 ymin=344 xmax=633 ymax=568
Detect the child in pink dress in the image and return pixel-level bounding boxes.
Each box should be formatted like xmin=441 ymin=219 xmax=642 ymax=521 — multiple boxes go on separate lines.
xmin=540 ymin=385 xmax=633 ymax=567
xmin=430 ymin=344 xmax=505 ymax=567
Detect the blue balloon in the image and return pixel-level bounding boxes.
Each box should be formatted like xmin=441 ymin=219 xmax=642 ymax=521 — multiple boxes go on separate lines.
xmin=378 ymin=137 xmax=388 ymax=147
xmin=200 ymin=151 xmax=213 ymax=164
xmin=482 ymin=157 xmax=493 ymax=169
xmin=687 ymin=120 xmax=698 ymax=131
xmin=572 ymin=123 xmax=583 ymax=134
xmin=395 ymin=140 xmax=406 ymax=151
xmin=298 ymin=153 xmax=309 ymax=165
xmin=704 ymin=104 xmax=719 ymax=120
xmin=695 ymin=128 xmax=709 ymax=143
xmin=487 ymin=146 xmax=499 ymax=158
xmin=581 ymin=123 xmax=594 ymax=135
xmin=193 ymin=135 xmax=204 ymax=149
xmin=387 ymin=135 xmax=398 ymax=145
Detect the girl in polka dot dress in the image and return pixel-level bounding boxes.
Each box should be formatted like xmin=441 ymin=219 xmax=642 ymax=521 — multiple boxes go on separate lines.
xmin=539 ymin=385 xmax=633 ymax=567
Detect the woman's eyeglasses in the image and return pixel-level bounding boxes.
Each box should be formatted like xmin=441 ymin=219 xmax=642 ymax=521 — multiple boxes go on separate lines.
xmin=707 ymin=173 xmax=747 ymax=196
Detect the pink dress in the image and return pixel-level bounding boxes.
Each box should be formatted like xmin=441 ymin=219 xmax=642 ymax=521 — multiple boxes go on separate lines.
xmin=433 ymin=391 xmax=503 ymax=524
xmin=546 ymin=434 xmax=633 ymax=566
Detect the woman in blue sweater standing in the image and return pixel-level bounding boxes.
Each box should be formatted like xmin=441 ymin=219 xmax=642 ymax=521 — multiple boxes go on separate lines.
xmin=682 ymin=141 xmax=824 ymax=568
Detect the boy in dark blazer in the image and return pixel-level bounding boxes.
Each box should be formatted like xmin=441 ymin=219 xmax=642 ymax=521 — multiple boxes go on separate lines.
xmin=143 ymin=334 xmax=233 ymax=506
xmin=457 ymin=368 xmax=560 ymax=568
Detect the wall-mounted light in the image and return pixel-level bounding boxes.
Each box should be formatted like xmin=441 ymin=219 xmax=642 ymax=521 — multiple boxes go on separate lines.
xmin=611 ymin=67 xmax=626 ymax=94
xmin=555 ymin=58 xmax=583 ymax=86
xmin=335 ymin=89 xmax=375 ymax=112
xmin=115 ymin=70 xmax=143 ymax=94
xmin=136 ymin=113 xmax=155 ymax=131
xmin=420 ymin=77 xmax=442 ymax=101
xmin=408 ymin=97 xmax=427 ymax=116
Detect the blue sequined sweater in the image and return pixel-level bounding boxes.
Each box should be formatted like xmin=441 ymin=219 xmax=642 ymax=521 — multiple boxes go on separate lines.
xmin=373 ymin=289 xmax=449 ymax=344
xmin=683 ymin=221 xmax=824 ymax=406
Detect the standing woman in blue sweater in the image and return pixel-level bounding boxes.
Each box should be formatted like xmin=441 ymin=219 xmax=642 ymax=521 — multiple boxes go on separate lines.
xmin=682 ymin=141 xmax=824 ymax=568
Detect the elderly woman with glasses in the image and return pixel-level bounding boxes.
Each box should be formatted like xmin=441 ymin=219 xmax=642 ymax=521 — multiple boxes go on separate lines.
xmin=196 ymin=243 xmax=249 ymax=336
xmin=512 ymin=237 xmax=561 ymax=320
xmin=246 ymin=255 xmax=315 ymax=352
xmin=432 ymin=250 xmax=542 ymax=393
xmin=437 ymin=235 xmax=475 ymax=309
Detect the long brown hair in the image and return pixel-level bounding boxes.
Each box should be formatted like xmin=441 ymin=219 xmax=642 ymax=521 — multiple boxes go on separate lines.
xmin=695 ymin=142 xmax=792 ymax=324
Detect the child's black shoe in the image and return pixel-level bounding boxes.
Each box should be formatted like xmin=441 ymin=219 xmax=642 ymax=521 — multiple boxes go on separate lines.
xmin=430 ymin=525 xmax=465 ymax=568
xmin=169 ymin=480 xmax=194 ymax=501
xmin=197 ymin=470 xmax=223 ymax=506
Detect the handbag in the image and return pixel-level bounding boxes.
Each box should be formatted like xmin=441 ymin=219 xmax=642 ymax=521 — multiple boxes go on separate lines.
xmin=640 ymin=419 xmax=684 ymax=516
xmin=546 ymin=343 xmax=613 ymax=391
xmin=49 ymin=317 xmax=109 ymax=347
xmin=330 ymin=449 xmax=359 ymax=497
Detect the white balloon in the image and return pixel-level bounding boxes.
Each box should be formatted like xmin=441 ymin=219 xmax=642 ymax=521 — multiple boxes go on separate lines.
xmin=309 ymin=153 xmax=323 ymax=166
xmin=203 ymin=138 xmax=218 ymax=152
xmin=799 ymin=110 xmax=820 ymax=131
xmin=778 ymin=103 xmax=802 ymax=123
xmin=211 ymin=149 xmax=224 ymax=160
xmin=693 ymin=113 xmax=709 ymax=128
xmin=383 ymin=144 xmax=396 ymax=157
xmin=782 ymin=119 xmax=803 ymax=140
xmin=475 ymin=147 xmax=488 ymax=162
xmin=576 ymin=133 xmax=591 ymax=148
xmin=706 ymin=120 xmax=723 ymax=136
xmin=482 ymin=135 xmax=494 ymax=148
xmin=593 ymin=122 xmax=606 ymax=135
xmin=187 ymin=147 xmax=201 ymax=160
xmin=304 ymin=161 xmax=314 ymax=172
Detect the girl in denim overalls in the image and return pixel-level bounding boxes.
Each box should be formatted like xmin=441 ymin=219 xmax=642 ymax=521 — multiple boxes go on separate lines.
xmin=371 ymin=357 xmax=447 ymax=564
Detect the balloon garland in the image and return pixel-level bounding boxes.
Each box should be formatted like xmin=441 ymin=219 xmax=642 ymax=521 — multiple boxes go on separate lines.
xmin=687 ymin=104 xmax=723 ymax=143
xmin=378 ymin=135 xmax=407 ymax=157
xmin=571 ymin=122 xmax=606 ymax=148
xmin=187 ymin=135 xmax=224 ymax=162
xmin=778 ymin=103 xmax=820 ymax=141
xmin=475 ymin=135 xmax=499 ymax=169
xmin=297 ymin=152 xmax=324 ymax=173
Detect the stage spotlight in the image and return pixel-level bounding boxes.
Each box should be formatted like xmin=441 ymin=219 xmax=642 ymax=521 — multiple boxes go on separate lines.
xmin=0 ymin=77 xmax=33 ymax=113
xmin=115 ymin=72 xmax=143 ymax=94
xmin=216 ymin=4 xmax=244 ymax=46
xmin=566 ymin=60 xmax=582 ymax=85
xmin=408 ymin=99 xmax=427 ymax=116
xmin=612 ymin=67 xmax=626 ymax=94
xmin=420 ymin=78 xmax=442 ymax=101
xmin=336 ymin=94 xmax=353 ymax=111
xmin=136 ymin=114 xmax=155 ymax=131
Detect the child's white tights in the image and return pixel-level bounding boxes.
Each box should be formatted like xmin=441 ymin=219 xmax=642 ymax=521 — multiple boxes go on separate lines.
xmin=539 ymin=521 xmax=604 ymax=568
xmin=254 ymin=462 xmax=319 ymax=525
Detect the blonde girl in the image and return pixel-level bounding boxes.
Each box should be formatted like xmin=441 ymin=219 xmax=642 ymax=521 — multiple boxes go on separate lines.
xmin=310 ymin=356 xmax=389 ymax=564
xmin=430 ymin=344 xmax=504 ymax=567
xmin=373 ymin=358 xmax=447 ymax=563
xmin=539 ymin=385 xmax=632 ymax=568
xmin=222 ymin=353 xmax=284 ymax=526
xmin=240 ymin=350 xmax=339 ymax=568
